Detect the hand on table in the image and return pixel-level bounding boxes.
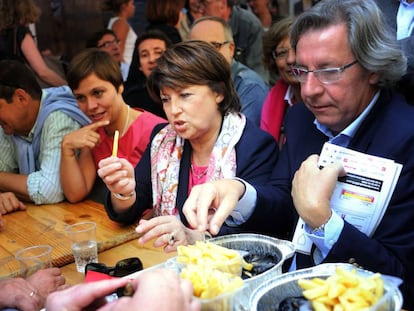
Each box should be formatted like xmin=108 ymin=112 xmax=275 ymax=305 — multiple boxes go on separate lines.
xmin=0 ymin=192 xmax=26 ymax=216
xmin=27 ymin=267 xmax=66 ymax=308
xmin=0 ymin=268 xmax=65 ymax=311
xmin=292 ymin=155 xmax=345 ymax=229
xmin=183 ymin=179 xmax=246 ymax=235
xmin=45 ymin=269 xmax=200 ymax=311
xmin=136 ymin=215 xmax=202 ymax=252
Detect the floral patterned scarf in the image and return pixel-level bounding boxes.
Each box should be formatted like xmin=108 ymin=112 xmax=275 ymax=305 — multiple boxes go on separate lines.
xmin=150 ymin=112 xmax=246 ymax=217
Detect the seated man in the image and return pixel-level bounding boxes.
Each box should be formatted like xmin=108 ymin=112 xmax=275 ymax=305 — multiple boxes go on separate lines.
xmin=86 ymin=29 xmax=130 ymax=81
xmin=0 ymin=60 xmax=89 ymax=213
xmin=189 ymin=16 xmax=269 ymax=126
xmin=183 ymin=0 xmax=414 ymax=309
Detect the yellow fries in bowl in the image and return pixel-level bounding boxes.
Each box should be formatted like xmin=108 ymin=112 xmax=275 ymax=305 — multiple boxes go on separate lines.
xmin=298 ymin=267 xmax=385 ymax=311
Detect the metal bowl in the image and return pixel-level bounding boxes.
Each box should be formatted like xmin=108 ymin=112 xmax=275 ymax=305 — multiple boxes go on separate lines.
xmin=209 ymin=233 xmax=295 ymax=310
xmin=249 ymin=263 xmax=403 ymax=311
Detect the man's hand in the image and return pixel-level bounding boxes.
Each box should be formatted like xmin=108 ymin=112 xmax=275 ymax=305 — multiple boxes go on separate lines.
xmin=292 ymin=155 xmax=345 ymax=229
xmin=0 ymin=192 xmax=26 ymax=215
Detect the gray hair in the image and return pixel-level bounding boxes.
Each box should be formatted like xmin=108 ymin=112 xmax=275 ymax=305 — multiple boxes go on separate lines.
xmin=290 ymin=0 xmax=406 ymax=87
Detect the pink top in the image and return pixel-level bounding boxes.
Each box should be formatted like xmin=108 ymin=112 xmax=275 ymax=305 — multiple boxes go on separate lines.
xmin=92 ymin=109 xmax=165 ymax=167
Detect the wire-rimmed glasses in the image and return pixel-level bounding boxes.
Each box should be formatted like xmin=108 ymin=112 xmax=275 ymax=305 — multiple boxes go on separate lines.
xmin=291 ymin=60 xmax=358 ymax=84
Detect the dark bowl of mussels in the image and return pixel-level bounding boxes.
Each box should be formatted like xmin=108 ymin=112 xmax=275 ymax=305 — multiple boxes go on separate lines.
xmin=249 ymin=263 xmax=403 ymax=311
xmin=209 ymin=233 xmax=295 ymax=310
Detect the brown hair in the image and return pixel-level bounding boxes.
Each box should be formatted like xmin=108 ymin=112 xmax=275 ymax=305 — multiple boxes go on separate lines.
xmin=0 ymin=0 xmax=40 ymax=29
xmin=67 ymin=48 xmax=123 ymax=91
xmin=263 ymin=16 xmax=294 ymax=75
xmin=145 ymin=0 xmax=186 ymax=26
xmin=147 ymin=40 xmax=241 ymax=115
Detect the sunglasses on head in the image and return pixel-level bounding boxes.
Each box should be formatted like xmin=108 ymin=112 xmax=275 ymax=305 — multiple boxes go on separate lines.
xmin=85 ymin=257 xmax=143 ymax=277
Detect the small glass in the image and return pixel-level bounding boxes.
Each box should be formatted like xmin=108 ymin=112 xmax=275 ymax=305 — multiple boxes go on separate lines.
xmin=15 ymin=245 xmax=52 ymax=278
xmin=65 ymin=221 xmax=98 ymax=273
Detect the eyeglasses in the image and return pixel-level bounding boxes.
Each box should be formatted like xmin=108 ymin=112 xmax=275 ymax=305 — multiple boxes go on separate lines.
xmin=291 ymin=60 xmax=358 ymax=84
xmin=271 ymin=48 xmax=292 ymax=60
xmin=210 ymin=41 xmax=230 ymax=50
xmin=85 ymin=257 xmax=143 ymax=277
xmin=97 ymin=39 xmax=121 ymax=49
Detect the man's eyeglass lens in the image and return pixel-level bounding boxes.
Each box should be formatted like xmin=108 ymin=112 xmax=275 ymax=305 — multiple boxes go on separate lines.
xmin=85 ymin=257 xmax=143 ymax=277
xmin=210 ymin=41 xmax=229 ymax=50
xmin=98 ymin=39 xmax=120 ymax=49
xmin=291 ymin=60 xmax=358 ymax=84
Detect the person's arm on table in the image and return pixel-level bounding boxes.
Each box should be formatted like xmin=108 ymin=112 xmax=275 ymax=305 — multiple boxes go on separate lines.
xmin=0 ymin=268 xmax=65 ymax=311
xmin=60 ymin=120 xmax=109 ymax=203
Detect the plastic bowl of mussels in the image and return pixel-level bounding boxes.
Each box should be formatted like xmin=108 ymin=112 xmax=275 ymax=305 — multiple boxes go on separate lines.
xmin=249 ymin=263 xmax=403 ymax=311
xmin=208 ymin=233 xmax=295 ymax=310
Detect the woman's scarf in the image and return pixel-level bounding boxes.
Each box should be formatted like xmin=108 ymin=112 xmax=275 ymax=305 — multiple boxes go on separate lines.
xmin=150 ymin=112 xmax=246 ymax=217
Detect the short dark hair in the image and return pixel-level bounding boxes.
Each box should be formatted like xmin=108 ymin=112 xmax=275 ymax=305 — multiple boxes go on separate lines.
xmin=67 ymin=48 xmax=123 ymax=91
xmin=145 ymin=0 xmax=186 ymax=26
xmin=0 ymin=60 xmax=42 ymax=102
xmin=86 ymin=29 xmax=118 ymax=48
xmin=147 ymin=40 xmax=241 ymax=115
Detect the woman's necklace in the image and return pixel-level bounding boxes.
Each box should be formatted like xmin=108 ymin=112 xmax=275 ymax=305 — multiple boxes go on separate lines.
xmin=190 ymin=163 xmax=208 ymax=179
xmin=120 ymin=105 xmax=130 ymax=136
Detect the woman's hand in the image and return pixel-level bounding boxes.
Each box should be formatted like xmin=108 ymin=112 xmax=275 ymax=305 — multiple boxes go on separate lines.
xmin=136 ymin=216 xmax=202 ymax=252
xmin=61 ymin=120 xmax=109 ymax=157
xmin=183 ymin=179 xmax=245 ymax=235
xmin=97 ymin=157 xmax=136 ymax=196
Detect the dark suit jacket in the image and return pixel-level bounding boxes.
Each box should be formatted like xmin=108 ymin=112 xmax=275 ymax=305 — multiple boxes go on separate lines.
xmin=105 ymin=119 xmax=279 ymax=235
xmin=248 ymin=88 xmax=414 ymax=309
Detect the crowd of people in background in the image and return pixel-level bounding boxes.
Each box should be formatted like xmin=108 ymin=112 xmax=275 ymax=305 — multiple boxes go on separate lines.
xmin=1 ymin=0 xmax=414 ymax=310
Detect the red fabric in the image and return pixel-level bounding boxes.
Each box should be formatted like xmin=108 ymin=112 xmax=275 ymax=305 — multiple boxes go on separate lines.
xmin=260 ymin=80 xmax=289 ymax=142
xmin=92 ymin=109 xmax=165 ymax=167
xmin=84 ymin=270 xmax=116 ymax=283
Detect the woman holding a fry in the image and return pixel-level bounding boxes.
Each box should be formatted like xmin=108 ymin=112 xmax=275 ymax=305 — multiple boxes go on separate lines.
xmin=97 ymin=40 xmax=279 ymax=251
xmin=60 ymin=48 xmax=165 ymax=203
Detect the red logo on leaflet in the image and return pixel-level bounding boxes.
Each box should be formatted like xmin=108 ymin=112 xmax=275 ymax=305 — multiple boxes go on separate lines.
xmin=381 ymin=166 xmax=386 ymax=172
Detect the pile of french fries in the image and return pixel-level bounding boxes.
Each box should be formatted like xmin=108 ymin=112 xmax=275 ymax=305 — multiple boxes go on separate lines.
xmin=177 ymin=241 xmax=243 ymax=276
xmin=176 ymin=241 xmax=245 ymax=310
xmin=180 ymin=264 xmax=244 ymax=299
xmin=298 ymin=267 xmax=385 ymax=311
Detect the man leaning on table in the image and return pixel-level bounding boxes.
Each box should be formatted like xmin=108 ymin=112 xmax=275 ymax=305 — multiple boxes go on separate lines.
xmin=182 ymin=0 xmax=414 ymax=309
xmin=0 ymin=60 xmax=89 ymax=215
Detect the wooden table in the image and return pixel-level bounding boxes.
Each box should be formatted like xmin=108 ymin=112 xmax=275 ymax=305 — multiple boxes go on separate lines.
xmin=0 ymin=200 xmax=139 ymax=279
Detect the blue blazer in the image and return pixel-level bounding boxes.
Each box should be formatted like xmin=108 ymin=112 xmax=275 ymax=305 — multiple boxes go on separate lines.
xmin=248 ymin=89 xmax=414 ymax=309
xmin=105 ymin=119 xmax=279 ymax=235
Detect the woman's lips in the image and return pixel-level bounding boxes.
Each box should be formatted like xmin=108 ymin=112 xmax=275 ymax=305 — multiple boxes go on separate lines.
xmin=89 ymin=111 xmax=106 ymax=121
xmin=173 ymin=120 xmax=186 ymax=132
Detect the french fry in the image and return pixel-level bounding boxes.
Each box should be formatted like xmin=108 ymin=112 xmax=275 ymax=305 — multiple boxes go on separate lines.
xmin=298 ymin=267 xmax=385 ymax=311
xmin=112 ymin=130 xmax=119 ymax=157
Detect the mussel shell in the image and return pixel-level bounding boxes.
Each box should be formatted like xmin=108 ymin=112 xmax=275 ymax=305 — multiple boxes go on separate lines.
xmin=277 ymin=296 xmax=311 ymax=311
xmin=242 ymin=252 xmax=281 ymax=279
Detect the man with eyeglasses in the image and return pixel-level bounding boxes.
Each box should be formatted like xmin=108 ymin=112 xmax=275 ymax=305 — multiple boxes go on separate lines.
xmin=86 ymin=29 xmax=130 ymax=81
xmin=189 ymin=16 xmax=268 ymax=126
xmin=182 ymin=1 xmax=414 ymax=309
xmin=0 ymin=60 xmax=89 ymax=213
xmin=199 ymin=0 xmax=268 ymax=82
